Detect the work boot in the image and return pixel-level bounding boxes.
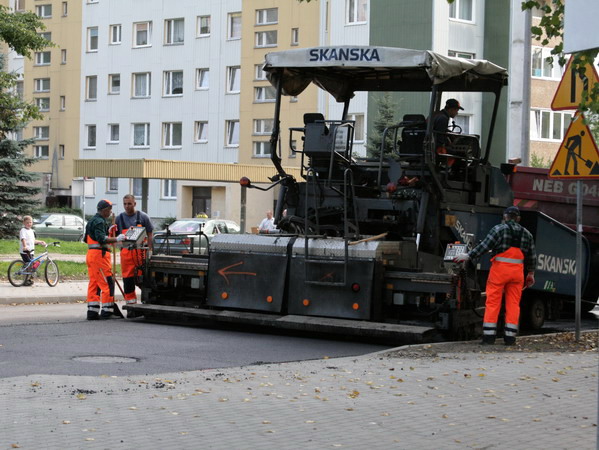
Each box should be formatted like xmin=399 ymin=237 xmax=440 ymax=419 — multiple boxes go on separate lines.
xmin=87 ymin=310 xmax=100 ymax=320
xmin=480 ymin=335 xmax=495 ymax=345
xmin=127 ymin=309 xmax=144 ymax=319
xmin=100 ymin=309 xmax=122 ymax=319
xmin=504 ymin=336 xmax=516 ymax=346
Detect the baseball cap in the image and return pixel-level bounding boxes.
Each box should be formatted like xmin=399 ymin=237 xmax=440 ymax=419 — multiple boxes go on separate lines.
xmin=446 ymin=98 xmax=464 ymax=110
xmin=504 ymin=206 xmax=520 ymax=216
xmin=97 ymin=199 xmax=113 ymax=210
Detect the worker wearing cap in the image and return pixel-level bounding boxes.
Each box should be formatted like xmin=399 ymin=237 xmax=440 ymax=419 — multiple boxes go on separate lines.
xmin=431 ymin=98 xmax=464 ymax=167
xmin=454 ymin=206 xmax=536 ymax=345
xmin=114 ymin=194 xmax=154 ymax=318
xmin=84 ymin=199 xmax=126 ymax=320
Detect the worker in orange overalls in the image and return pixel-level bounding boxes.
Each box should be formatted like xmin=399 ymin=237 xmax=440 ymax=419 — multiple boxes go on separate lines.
xmin=85 ymin=199 xmax=126 ymax=320
xmin=431 ymin=98 xmax=463 ymax=168
xmin=114 ymin=194 xmax=153 ymax=319
xmin=454 ymin=206 xmax=536 ymax=345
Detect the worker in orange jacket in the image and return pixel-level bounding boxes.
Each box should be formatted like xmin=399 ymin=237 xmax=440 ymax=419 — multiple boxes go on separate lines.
xmin=114 ymin=194 xmax=154 ymax=318
xmin=85 ymin=199 xmax=126 ymax=320
xmin=454 ymin=206 xmax=536 ymax=345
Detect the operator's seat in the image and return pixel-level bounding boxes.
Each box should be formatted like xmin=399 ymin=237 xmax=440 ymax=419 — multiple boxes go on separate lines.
xmin=400 ymin=114 xmax=426 ymax=156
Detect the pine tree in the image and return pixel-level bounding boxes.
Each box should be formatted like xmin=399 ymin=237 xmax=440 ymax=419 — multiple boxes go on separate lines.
xmin=0 ymin=6 xmax=51 ymax=238
xmin=366 ymin=92 xmax=399 ymax=159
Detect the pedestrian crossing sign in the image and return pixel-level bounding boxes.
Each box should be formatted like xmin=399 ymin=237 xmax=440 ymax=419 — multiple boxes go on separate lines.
xmin=551 ymin=58 xmax=599 ymax=111
xmin=549 ymin=113 xmax=599 ymax=179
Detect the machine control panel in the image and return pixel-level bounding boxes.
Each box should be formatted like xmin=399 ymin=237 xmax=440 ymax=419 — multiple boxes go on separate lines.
xmin=124 ymin=227 xmax=147 ymax=246
xmin=443 ymin=243 xmax=468 ymax=262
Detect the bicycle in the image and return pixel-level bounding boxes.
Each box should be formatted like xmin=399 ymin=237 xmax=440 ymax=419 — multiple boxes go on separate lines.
xmin=8 ymin=242 xmax=61 ymax=287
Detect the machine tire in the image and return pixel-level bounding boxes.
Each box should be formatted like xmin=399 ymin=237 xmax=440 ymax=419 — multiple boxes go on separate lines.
xmin=44 ymin=259 xmax=60 ymax=286
xmin=8 ymin=260 xmax=28 ymax=287
xmin=523 ymin=297 xmax=545 ymax=330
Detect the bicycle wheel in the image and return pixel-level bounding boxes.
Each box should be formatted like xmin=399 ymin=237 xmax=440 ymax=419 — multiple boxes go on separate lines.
xmin=8 ymin=260 xmax=28 ymax=287
xmin=44 ymin=259 xmax=60 ymax=287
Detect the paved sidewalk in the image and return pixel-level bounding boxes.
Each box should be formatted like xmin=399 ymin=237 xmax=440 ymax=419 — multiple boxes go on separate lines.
xmin=0 ymin=344 xmax=596 ymax=449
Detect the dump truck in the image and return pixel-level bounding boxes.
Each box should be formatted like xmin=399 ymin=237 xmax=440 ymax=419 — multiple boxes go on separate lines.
xmin=127 ymin=46 xmax=599 ymax=344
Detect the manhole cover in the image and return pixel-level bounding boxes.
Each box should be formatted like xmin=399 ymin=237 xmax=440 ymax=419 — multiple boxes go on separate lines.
xmin=72 ymin=356 xmax=138 ymax=364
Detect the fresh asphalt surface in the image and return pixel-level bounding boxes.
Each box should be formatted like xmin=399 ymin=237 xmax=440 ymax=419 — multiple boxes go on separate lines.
xmin=0 ymin=303 xmax=388 ymax=378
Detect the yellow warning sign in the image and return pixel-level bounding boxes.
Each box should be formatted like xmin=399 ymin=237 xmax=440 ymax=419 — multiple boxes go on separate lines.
xmin=549 ymin=113 xmax=599 ymax=179
xmin=551 ymin=58 xmax=599 ymax=111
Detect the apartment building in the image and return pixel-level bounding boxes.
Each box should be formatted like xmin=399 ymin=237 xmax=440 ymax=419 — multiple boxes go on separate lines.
xmin=79 ymin=0 xmax=242 ymax=220
xmin=14 ymin=0 xmax=82 ymax=206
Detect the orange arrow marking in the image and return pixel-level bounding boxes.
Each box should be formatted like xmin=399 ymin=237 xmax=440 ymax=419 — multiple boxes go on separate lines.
xmin=217 ymin=261 xmax=257 ymax=285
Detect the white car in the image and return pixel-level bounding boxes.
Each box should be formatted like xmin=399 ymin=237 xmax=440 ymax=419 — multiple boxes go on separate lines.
xmin=153 ymin=218 xmax=240 ymax=255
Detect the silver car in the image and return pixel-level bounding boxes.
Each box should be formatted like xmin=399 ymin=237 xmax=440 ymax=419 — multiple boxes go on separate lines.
xmin=153 ymin=218 xmax=239 ymax=255
xmin=33 ymin=213 xmax=85 ymax=241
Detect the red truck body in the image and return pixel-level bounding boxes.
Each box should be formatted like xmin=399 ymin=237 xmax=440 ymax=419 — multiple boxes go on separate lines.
xmin=507 ymin=166 xmax=599 ymax=244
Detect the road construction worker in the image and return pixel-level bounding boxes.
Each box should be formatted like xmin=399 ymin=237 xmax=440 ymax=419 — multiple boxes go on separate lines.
xmin=430 ymin=98 xmax=464 ymax=167
xmin=85 ymin=199 xmax=126 ymax=320
xmin=114 ymin=194 xmax=154 ymax=318
xmin=454 ymin=206 xmax=536 ymax=345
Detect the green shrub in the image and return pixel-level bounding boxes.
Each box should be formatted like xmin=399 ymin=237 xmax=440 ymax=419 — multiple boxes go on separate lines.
xmin=158 ymin=216 xmax=177 ymax=229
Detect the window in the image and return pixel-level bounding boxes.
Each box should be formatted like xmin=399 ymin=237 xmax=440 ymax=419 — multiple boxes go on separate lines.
xmin=347 ymin=0 xmax=367 ymax=24
xmin=39 ymin=32 xmax=51 ymax=42
xmin=454 ymin=115 xmax=470 ymax=134
xmin=110 ymin=24 xmax=122 ymax=44
xmin=256 ymin=8 xmax=278 ymax=25
xmin=531 ymin=47 xmax=563 ymax=79
xmin=194 ymin=121 xmax=208 ymax=142
xmin=291 ymin=28 xmax=299 ymax=46
xmin=62 ymin=2 xmax=68 ymax=16
xmin=86 ymin=125 xmax=96 ymax=148
xmin=448 ymin=50 xmax=475 ymax=59
xmin=87 ymin=27 xmax=98 ymax=51
xmin=60 ymin=96 xmax=66 ymax=111
xmin=165 ymin=18 xmax=184 ymax=44
xmin=35 ymin=51 xmax=51 ymax=65
xmin=347 ymin=114 xmax=364 ymax=142
xmin=254 ymin=86 xmax=276 ymax=102
xmin=36 ymin=4 xmax=52 ymax=18
xmin=289 ymin=139 xmax=298 ymax=158
xmin=108 ymin=124 xmax=119 ymax=143
xmin=132 ymin=123 xmax=150 ymax=147
xmin=227 ymin=66 xmax=240 ymax=93
xmin=34 ymin=126 xmax=49 ymax=140
xmin=61 ymin=49 xmax=67 ymax=64
xmin=253 ymin=141 xmax=270 ymax=157
xmin=228 ymin=12 xmax=241 ymax=39
xmin=131 ymin=178 xmax=142 ymax=197
xmin=255 ymin=30 xmax=277 ymax=47
xmin=86 ymin=76 xmax=97 ymax=100
xmin=530 ymin=109 xmax=573 ymax=141
xmin=226 ymin=120 xmax=239 ymax=147
xmin=34 ymin=145 xmax=49 ymax=158
xmin=162 ymin=179 xmax=177 ymax=199
xmin=196 ymin=68 xmax=209 ymax=89
xmin=16 ymin=81 xmax=23 ymax=99
xmin=253 ymin=119 xmax=274 ymax=135
xmin=255 ymin=64 xmax=267 ymax=80
xmin=162 ymin=122 xmax=182 ymax=147
xmin=34 ymin=78 xmax=51 ymax=92
xmin=132 ymin=72 xmax=151 ymax=97
xmin=15 ymin=0 xmax=25 ymax=12
xmin=108 ymin=74 xmax=120 ymax=94
xmin=36 ymin=97 xmax=50 ymax=111
xmin=107 ymin=178 xmax=118 ymax=192
xmin=59 ymin=145 xmax=65 ymax=159
xmin=134 ymin=21 xmax=151 ymax=47
xmin=164 ymin=70 xmax=183 ymax=96
xmin=197 ymin=15 xmax=210 ymax=36
xmin=449 ymin=0 xmax=473 ymax=21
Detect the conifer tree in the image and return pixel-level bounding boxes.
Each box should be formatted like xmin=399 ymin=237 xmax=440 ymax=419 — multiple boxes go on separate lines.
xmin=366 ymin=92 xmax=399 ymax=159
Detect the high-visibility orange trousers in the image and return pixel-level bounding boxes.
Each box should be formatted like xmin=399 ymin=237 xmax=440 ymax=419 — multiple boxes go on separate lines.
xmin=120 ymin=247 xmax=139 ymax=304
xmin=86 ymin=249 xmax=114 ymax=310
xmin=483 ymin=247 xmax=525 ymax=338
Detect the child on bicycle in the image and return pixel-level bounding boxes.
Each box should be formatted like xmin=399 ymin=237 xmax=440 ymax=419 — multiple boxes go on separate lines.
xmin=19 ymin=215 xmax=46 ymax=286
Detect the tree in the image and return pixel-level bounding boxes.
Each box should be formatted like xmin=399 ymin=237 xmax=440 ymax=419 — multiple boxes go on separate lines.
xmin=366 ymin=93 xmax=399 ymax=159
xmin=0 ymin=6 xmax=52 ymax=238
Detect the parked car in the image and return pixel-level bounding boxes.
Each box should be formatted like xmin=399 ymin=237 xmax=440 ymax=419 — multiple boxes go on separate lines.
xmin=153 ymin=218 xmax=240 ymax=255
xmin=33 ymin=213 xmax=85 ymax=241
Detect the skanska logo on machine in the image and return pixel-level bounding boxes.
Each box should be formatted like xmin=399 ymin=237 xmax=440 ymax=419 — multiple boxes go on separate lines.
xmin=309 ymin=48 xmax=381 ymax=62
xmin=537 ymin=254 xmax=576 ymax=275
